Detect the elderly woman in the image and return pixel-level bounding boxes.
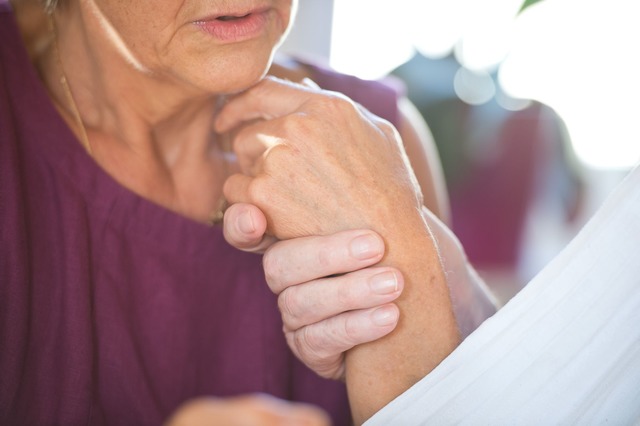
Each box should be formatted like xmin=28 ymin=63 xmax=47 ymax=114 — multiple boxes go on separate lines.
xmin=0 ymin=0 xmax=496 ymax=424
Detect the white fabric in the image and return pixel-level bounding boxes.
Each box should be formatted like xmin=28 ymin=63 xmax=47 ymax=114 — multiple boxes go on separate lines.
xmin=366 ymin=164 xmax=640 ymax=426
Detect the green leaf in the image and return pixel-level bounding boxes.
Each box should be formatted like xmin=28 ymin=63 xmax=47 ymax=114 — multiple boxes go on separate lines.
xmin=519 ymin=0 xmax=544 ymax=14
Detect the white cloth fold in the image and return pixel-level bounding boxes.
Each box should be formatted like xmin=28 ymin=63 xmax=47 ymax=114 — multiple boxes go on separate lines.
xmin=366 ymin=164 xmax=640 ymax=426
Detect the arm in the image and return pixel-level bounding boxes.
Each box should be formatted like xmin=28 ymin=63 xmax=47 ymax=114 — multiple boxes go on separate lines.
xmin=343 ymin=213 xmax=459 ymax=424
xmin=421 ymin=206 xmax=498 ymax=338
xmin=217 ymin=77 xmax=460 ymax=424
xmin=397 ymin=98 xmax=497 ymax=335
xmin=397 ymin=97 xmax=451 ymax=225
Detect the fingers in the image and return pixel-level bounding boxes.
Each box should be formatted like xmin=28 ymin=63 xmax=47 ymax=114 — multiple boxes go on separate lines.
xmin=222 ymin=203 xmax=277 ymax=253
xmin=230 ymin=120 xmax=281 ymax=176
xmin=166 ymin=394 xmax=330 ymax=426
xmin=214 ymin=76 xmax=316 ymax=133
xmin=285 ymin=304 xmax=400 ymax=380
xmin=220 ymin=78 xmax=323 ymax=177
xmin=262 ymin=230 xmax=385 ymax=294
xmin=223 ymin=173 xmax=254 ymax=206
xmin=259 ymin=230 xmax=400 ymax=380
xmin=232 ymin=394 xmax=331 ymax=426
xmin=278 ymin=266 xmax=404 ymax=331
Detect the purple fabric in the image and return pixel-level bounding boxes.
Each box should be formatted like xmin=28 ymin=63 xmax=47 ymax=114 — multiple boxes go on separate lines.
xmin=0 ymin=2 xmax=350 ymax=425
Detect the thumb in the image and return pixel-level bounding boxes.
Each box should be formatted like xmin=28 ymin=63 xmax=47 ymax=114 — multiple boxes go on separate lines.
xmin=222 ymin=203 xmax=277 ymax=253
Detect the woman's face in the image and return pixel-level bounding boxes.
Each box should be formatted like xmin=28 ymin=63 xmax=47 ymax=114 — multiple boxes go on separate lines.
xmin=86 ymin=0 xmax=296 ymax=94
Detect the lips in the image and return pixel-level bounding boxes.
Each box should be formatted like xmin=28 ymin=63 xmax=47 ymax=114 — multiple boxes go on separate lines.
xmin=194 ymin=9 xmax=271 ymax=42
xmin=216 ymin=14 xmax=250 ymax=21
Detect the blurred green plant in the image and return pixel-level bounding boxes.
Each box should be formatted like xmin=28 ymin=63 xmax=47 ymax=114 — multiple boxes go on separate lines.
xmin=520 ymin=0 xmax=544 ymax=13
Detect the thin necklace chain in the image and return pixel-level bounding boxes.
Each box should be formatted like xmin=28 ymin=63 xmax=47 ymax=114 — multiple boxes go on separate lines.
xmin=48 ymin=14 xmax=93 ymax=156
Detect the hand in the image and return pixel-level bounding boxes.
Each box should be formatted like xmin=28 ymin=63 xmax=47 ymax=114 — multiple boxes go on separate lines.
xmin=263 ymin=228 xmax=403 ymax=380
xmin=222 ymin=202 xmax=494 ymax=352
xmin=165 ymin=394 xmax=330 ymax=426
xmin=216 ymin=76 xmax=424 ymax=239
xmin=222 ymin=205 xmax=402 ymax=380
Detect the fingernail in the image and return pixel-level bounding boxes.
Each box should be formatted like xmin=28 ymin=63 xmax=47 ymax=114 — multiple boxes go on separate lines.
xmin=371 ymin=305 xmax=399 ymax=327
xmin=349 ymin=234 xmax=383 ymax=260
xmin=370 ymin=271 xmax=399 ymax=295
xmin=239 ymin=209 xmax=256 ymax=234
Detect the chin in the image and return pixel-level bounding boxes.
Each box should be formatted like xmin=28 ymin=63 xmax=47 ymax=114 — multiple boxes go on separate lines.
xmin=193 ymin=47 xmax=276 ymax=95
xmin=215 ymin=65 xmax=271 ymax=95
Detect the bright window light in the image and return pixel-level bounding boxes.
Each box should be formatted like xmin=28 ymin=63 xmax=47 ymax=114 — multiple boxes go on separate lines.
xmin=499 ymin=0 xmax=640 ymax=170
xmin=330 ymin=0 xmax=415 ymax=79
xmin=331 ymin=0 xmax=640 ymax=170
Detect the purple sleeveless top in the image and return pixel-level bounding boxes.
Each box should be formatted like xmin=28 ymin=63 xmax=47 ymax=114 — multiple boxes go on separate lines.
xmin=0 ymin=2 xmax=402 ymax=424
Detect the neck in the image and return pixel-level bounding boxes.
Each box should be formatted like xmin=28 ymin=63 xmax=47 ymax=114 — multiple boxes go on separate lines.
xmin=43 ymin=1 xmax=220 ymax=162
xmin=34 ymin=3 xmax=233 ymax=224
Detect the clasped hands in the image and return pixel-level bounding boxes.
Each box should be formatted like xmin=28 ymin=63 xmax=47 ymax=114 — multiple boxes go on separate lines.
xmin=169 ymin=77 xmax=496 ymax=425
xmin=216 ymin=76 xmax=424 ymax=380
xmin=169 ymin=76 xmax=487 ymax=425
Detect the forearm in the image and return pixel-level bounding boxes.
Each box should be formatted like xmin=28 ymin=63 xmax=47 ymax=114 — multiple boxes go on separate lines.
xmin=345 ymin=208 xmax=460 ymax=425
xmin=422 ymin=207 xmax=498 ymax=337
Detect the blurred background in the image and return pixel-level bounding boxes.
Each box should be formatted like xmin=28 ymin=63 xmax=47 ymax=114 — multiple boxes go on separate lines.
xmin=278 ymin=0 xmax=640 ymax=305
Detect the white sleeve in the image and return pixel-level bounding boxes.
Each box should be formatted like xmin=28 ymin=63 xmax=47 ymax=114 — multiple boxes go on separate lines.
xmin=365 ymin=164 xmax=640 ymax=426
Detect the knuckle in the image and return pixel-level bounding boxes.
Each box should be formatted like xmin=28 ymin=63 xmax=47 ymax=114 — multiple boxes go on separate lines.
xmin=262 ymin=142 xmax=289 ymax=162
xmin=341 ymin=314 xmax=363 ymax=345
xmin=377 ymin=118 xmax=398 ymax=139
xmin=221 ymin=175 xmax=236 ymax=200
xmin=232 ymin=128 xmax=252 ymax=157
xmin=249 ymin=156 xmax=265 ymax=177
xmin=256 ymin=75 xmax=280 ymax=93
xmin=315 ymin=243 xmax=333 ymax=270
xmin=277 ymin=288 xmax=299 ymax=326
xmin=293 ymin=327 xmax=324 ymax=363
xmin=246 ymin=177 xmax=270 ymax=206
xmin=262 ymin=247 xmax=284 ymax=292
xmin=289 ymin=325 xmax=347 ymax=380
xmin=315 ymin=92 xmax=356 ymax=117
xmin=279 ymin=112 xmax=309 ymax=141
xmin=332 ymin=277 xmax=360 ymax=310
xmin=261 ymin=143 xmax=293 ymax=175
